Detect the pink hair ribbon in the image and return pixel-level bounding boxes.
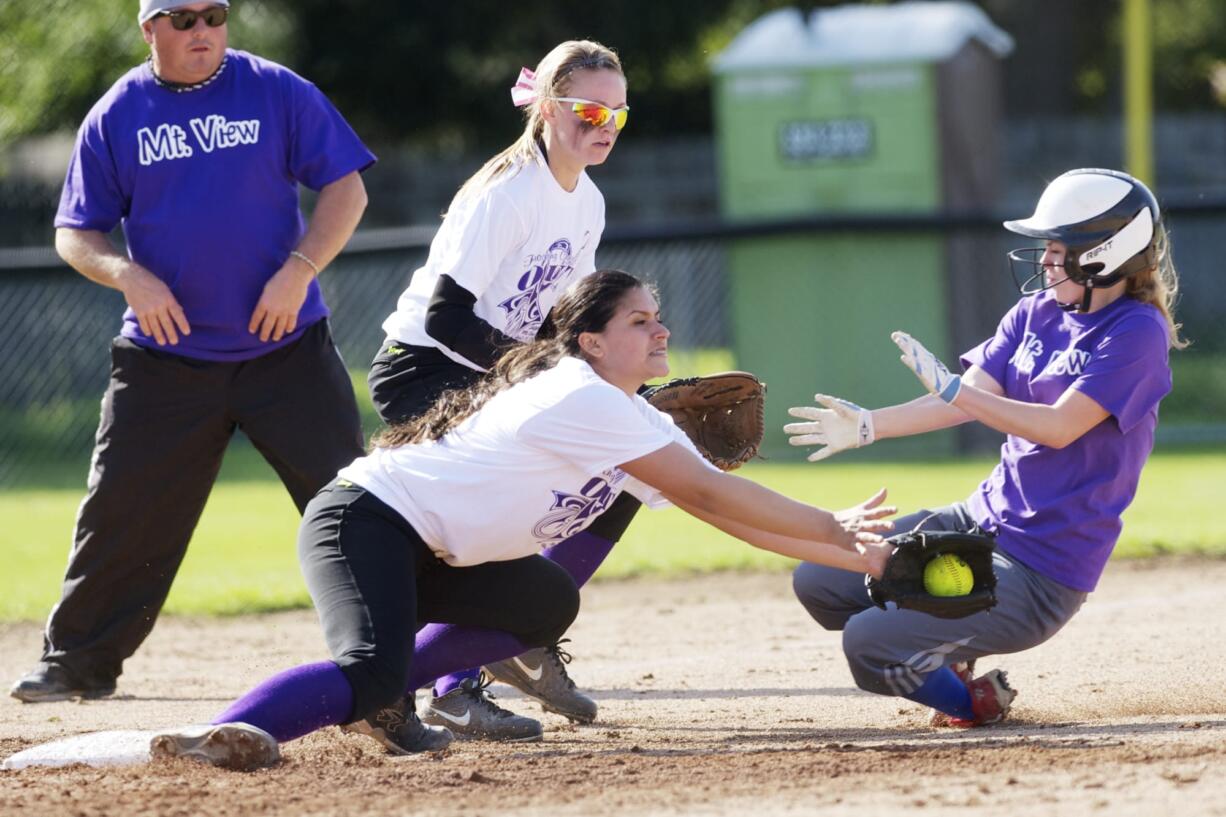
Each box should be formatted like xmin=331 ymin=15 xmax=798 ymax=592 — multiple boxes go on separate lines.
xmin=510 ymin=66 xmax=537 ymax=107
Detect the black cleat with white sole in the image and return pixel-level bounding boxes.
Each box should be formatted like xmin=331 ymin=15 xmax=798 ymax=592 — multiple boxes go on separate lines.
xmin=342 ymin=695 xmax=454 ymax=754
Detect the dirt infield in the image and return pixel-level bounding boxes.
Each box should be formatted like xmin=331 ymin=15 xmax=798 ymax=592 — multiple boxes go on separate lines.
xmin=2 ymin=559 xmax=1224 ymax=816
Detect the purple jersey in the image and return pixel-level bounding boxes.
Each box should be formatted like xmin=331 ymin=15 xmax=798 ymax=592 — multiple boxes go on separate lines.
xmin=55 ymin=50 xmax=376 ymax=361
xmin=960 ymin=291 xmax=1171 ymax=591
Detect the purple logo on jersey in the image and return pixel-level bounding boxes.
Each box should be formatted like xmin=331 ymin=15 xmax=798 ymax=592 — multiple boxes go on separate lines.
xmin=532 ymin=469 xmax=626 ymax=544
xmin=498 ymin=238 xmax=577 ymax=340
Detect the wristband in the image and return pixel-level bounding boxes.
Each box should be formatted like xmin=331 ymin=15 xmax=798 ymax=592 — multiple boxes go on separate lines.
xmin=289 ymin=250 xmax=320 ymax=277
xmin=938 ymin=375 xmax=963 ymax=404
xmin=857 ymin=409 xmax=875 ymax=447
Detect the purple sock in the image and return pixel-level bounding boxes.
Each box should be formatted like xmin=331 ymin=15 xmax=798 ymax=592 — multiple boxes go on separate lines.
xmin=903 ymin=666 xmax=974 ymax=721
xmin=412 ymin=624 xmax=530 ymax=694
xmin=430 ymin=531 xmax=615 ymax=697
xmin=212 ymin=661 xmax=354 ymax=743
xmin=430 ymin=667 xmax=483 ymax=698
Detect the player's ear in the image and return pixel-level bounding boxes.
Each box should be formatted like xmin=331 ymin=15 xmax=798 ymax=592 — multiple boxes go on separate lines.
xmin=577 ymin=331 xmax=602 ymax=360
xmin=539 ymin=98 xmax=560 ymax=127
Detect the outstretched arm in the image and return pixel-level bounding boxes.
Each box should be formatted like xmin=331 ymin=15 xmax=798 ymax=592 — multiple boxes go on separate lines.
xmin=668 ymin=495 xmax=894 ymax=577
xmin=872 ymin=366 xmax=1003 ymax=438
xmin=892 ymin=330 xmax=1108 ymax=449
xmin=945 ymin=381 xmax=1108 ymax=448
xmin=619 ymin=442 xmax=894 ymax=552
xmin=784 ymin=367 xmax=1001 ymax=462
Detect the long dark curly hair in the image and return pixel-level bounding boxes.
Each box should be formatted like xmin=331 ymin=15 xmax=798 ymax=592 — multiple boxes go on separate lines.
xmin=371 ymin=269 xmax=650 ymax=449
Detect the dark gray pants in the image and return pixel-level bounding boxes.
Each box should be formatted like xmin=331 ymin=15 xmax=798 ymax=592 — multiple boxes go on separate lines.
xmin=792 ymin=504 xmax=1088 ymax=697
xmin=42 ymin=320 xmax=365 ymax=686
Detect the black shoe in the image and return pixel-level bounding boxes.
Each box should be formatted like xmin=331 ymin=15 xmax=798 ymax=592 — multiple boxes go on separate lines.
xmin=10 ymin=663 xmax=116 ymax=703
xmin=341 ymin=695 xmax=453 ymax=754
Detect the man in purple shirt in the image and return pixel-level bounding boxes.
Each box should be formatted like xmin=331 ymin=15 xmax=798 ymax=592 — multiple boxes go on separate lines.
xmin=11 ymin=0 xmax=376 ymax=702
xmin=784 ymin=169 xmax=1186 ymax=727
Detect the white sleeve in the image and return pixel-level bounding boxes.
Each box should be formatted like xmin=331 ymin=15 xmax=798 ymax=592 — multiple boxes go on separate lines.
xmin=435 ymin=187 xmax=528 ymax=298
xmin=621 ymin=401 xmax=720 ymax=509
xmin=518 ymin=384 xmax=673 ymax=476
xmin=576 ymin=194 xmax=604 ymax=277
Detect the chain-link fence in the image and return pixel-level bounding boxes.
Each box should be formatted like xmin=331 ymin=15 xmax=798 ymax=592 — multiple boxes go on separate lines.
xmin=0 ymin=229 xmax=733 ymax=487
xmin=2 ymin=214 xmax=1223 ymax=487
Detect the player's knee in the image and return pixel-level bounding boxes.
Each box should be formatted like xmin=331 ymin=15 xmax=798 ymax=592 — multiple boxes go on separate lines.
xmin=792 ymin=563 xmax=845 ymax=631
xmin=841 ymin=612 xmax=871 ymax=657
xmin=840 ymin=615 xmax=888 ymax=694
xmin=518 ymin=564 xmax=580 ymax=647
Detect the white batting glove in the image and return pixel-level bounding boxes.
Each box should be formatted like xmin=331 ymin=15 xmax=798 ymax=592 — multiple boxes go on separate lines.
xmin=784 ymin=394 xmax=875 ymax=462
xmin=891 ymin=330 xmax=962 ymax=403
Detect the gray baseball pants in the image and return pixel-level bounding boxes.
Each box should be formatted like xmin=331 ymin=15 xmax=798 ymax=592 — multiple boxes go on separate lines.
xmin=792 ymin=503 xmax=1087 ymax=697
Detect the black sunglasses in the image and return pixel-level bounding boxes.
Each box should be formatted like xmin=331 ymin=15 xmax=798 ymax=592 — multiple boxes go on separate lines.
xmin=156 ymin=6 xmax=229 ymax=31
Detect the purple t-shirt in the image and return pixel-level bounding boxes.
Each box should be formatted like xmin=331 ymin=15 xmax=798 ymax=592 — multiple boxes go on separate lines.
xmin=55 ymin=50 xmax=376 ymax=361
xmin=960 ymin=291 xmax=1172 ymax=591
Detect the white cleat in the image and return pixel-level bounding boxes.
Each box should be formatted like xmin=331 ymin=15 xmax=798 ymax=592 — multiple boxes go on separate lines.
xmin=149 ymin=722 xmax=280 ymax=771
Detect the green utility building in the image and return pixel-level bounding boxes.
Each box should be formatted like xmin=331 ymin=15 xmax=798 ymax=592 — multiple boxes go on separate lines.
xmin=712 ymin=2 xmax=1012 ymax=457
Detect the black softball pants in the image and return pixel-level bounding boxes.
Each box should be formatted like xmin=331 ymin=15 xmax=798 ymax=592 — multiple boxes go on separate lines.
xmin=367 ymin=342 xmax=483 ymax=425
xmin=299 ymin=481 xmax=581 ymax=720
xmin=42 ymin=320 xmax=365 ymax=686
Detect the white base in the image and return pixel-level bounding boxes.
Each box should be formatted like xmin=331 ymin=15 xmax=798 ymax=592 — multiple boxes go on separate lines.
xmin=3 ymin=730 xmax=161 ymax=769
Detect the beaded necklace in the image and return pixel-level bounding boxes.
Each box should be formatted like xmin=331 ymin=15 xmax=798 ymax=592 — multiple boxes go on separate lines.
xmin=146 ymin=54 xmax=229 ymax=93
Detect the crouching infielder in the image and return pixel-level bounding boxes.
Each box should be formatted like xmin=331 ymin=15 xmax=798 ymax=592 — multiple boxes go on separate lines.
xmin=150 ymin=270 xmax=896 ymax=769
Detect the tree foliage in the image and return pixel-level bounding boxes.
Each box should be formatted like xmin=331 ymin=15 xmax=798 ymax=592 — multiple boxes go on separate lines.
xmin=0 ymin=0 xmax=148 ymax=144
xmin=4 ymin=0 xmax=1226 ymax=153
xmin=0 ymin=0 xmax=293 ymax=147
xmin=281 ymin=0 xmax=817 ymax=149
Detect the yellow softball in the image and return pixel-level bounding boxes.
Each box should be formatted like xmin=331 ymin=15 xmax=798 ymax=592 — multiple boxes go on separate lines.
xmin=923 ymin=553 xmax=973 ymax=597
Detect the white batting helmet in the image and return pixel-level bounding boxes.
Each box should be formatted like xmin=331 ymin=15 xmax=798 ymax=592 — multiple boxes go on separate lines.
xmin=1004 ymin=169 xmax=1160 ymax=304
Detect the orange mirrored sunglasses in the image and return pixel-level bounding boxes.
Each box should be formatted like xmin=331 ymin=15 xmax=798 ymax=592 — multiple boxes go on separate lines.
xmin=555 ymin=97 xmax=629 ymax=131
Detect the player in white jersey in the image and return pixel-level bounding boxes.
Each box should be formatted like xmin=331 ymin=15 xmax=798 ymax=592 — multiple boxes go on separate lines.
xmin=149 ymin=269 xmax=898 ymax=767
xmin=367 ymin=41 xmax=635 ymax=739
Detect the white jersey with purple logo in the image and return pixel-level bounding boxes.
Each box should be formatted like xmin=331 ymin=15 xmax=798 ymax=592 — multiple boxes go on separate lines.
xmin=55 ymin=50 xmax=376 ymax=361
xmin=339 ymin=356 xmax=709 ymax=566
xmin=380 ymin=151 xmax=604 ymax=370
xmin=960 ymin=291 xmax=1172 ymax=591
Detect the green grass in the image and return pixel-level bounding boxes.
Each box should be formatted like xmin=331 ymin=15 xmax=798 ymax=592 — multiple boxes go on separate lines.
xmin=4 ymin=350 xmax=1224 ymax=487
xmin=1163 ymin=349 xmax=1226 ymax=422
xmin=1 ymin=355 xmax=735 ymax=490
xmin=1 ymin=446 xmax=1222 ymax=622
xmin=610 ymin=447 xmax=1226 ymax=573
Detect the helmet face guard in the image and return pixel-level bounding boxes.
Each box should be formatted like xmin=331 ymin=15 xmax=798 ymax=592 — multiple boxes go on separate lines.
xmin=1003 ymin=169 xmax=1160 ymax=310
xmin=1006 ymin=246 xmax=1065 ymax=295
